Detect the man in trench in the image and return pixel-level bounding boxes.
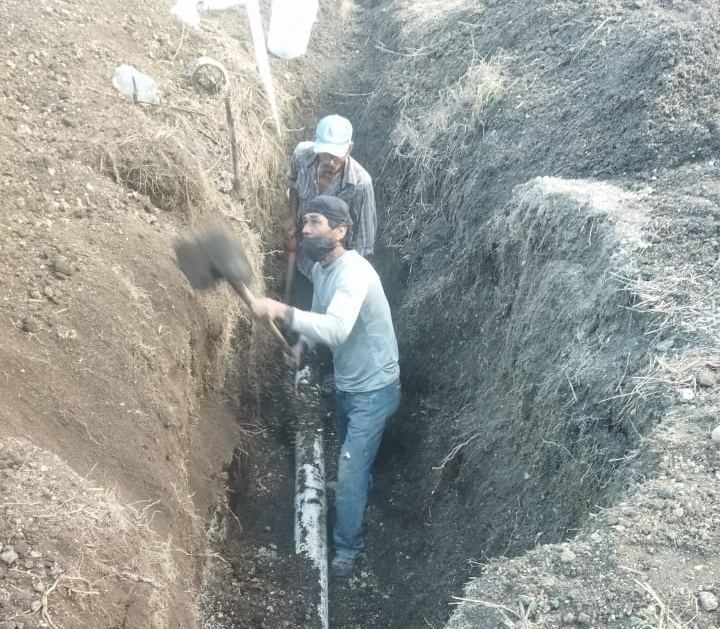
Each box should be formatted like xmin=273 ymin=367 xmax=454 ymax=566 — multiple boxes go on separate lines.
xmin=253 ymin=195 xmax=400 ymax=579
xmin=284 ymin=114 xmax=378 ymax=395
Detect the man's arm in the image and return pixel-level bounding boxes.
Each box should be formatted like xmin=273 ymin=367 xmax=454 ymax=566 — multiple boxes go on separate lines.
xmin=351 ymin=182 xmax=377 ymax=257
xmin=251 ymin=270 xmax=368 ymax=349
xmin=291 ymin=271 xmax=368 ymax=348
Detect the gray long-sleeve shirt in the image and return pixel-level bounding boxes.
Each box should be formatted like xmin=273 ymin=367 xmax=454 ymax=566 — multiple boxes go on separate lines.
xmin=291 ymin=250 xmax=399 ymax=393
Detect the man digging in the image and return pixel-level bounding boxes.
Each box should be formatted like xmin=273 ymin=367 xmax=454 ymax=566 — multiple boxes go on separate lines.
xmin=253 ymin=195 xmax=400 ymax=579
xmin=284 ymin=114 xmax=378 ymax=396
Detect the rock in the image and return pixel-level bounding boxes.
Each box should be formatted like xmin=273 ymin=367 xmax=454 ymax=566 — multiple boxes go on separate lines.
xmin=560 ymin=548 xmax=576 ymax=563
xmin=711 ymin=426 xmax=720 ymax=446
xmin=0 ymin=547 xmax=18 ymax=565
xmin=677 ymin=388 xmax=694 ymax=402
xmin=673 ymin=507 xmax=685 ymax=518
xmin=698 ymin=591 xmax=718 ymax=612
xmin=21 ymin=316 xmax=38 ymax=333
xmin=605 ymin=514 xmax=620 ymax=525
xmin=577 ymin=612 xmax=591 ymax=624
xmin=30 ymin=600 xmax=42 ymax=612
xmin=562 ymin=612 xmax=576 ymax=624
xmin=657 ymin=485 xmax=674 ymax=499
xmin=696 ymin=369 xmax=716 ymax=388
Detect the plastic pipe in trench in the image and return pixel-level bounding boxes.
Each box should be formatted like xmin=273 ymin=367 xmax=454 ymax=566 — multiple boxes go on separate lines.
xmin=294 ymin=373 xmax=329 ymax=629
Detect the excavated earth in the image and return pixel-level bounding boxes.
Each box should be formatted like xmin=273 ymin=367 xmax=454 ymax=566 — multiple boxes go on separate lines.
xmin=2 ymin=0 xmax=720 ymax=629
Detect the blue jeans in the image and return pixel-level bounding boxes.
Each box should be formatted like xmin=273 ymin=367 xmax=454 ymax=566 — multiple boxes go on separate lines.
xmin=333 ymin=378 xmax=401 ymax=559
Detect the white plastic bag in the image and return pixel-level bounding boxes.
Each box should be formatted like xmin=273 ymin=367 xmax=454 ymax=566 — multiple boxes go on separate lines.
xmin=267 ymin=0 xmax=319 ymax=60
xmin=112 ymin=65 xmax=160 ymax=104
xmin=170 ymin=0 xmax=202 ymax=28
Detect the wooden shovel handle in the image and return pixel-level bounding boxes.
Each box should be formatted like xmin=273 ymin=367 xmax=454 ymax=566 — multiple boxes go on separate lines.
xmin=232 ymin=280 xmax=294 ymax=355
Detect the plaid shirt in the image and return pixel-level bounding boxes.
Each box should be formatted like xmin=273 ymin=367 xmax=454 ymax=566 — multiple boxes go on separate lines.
xmin=288 ymin=141 xmax=377 ymax=279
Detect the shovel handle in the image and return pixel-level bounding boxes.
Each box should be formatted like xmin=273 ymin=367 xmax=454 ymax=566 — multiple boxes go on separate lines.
xmin=283 ymin=251 xmax=295 ymax=305
xmin=231 ymin=280 xmax=294 ymax=355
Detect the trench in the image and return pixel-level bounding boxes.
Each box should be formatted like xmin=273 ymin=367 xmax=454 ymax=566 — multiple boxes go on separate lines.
xmin=197 ymin=3 xmax=659 ymax=629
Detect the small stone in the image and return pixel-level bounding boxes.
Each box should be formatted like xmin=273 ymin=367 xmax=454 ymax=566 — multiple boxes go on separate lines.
xmin=562 ymin=612 xmax=576 ymax=624
xmin=560 ymin=548 xmax=576 ymax=563
xmin=29 ymin=288 xmax=42 ymax=300
xmin=673 ymin=507 xmax=685 ymax=518
xmin=43 ymin=286 xmax=55 ymax=299
xmin=696 ymin=369 xmax=716 ymax=388
xmin=657 ymin=485 xmax=674 ymax=499
xmin=577 ymin=612 xmax=591 ymax=624
xmin=30 ymin=600 xmax=42 ymax=612
xmin=698 ymin=591 xmax=718 ymax=612
xmin=606 ymin=514 xmax=620 ymax=525
xmin=0 ymin=547 xmax=19 ymax=565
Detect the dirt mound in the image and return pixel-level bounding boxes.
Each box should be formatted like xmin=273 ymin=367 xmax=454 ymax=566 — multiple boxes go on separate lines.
xmin=314 ymin=0 xmax=720 ymax=626
xmin=0 ymin=437 xmax=176 ymax=627
xmin=0 ymin=0 xmax=300 ymax=626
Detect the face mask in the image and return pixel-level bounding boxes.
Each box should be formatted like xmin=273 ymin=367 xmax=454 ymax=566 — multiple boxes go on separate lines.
xmin=303 ymin=236 xmax=336 ymax=262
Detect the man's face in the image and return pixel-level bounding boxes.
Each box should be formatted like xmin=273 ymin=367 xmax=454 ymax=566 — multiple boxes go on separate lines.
xmin=316 ymin=142 xmax=353 ymax=176
xmin=302 ymin=212 xmax=347 ymax=242
xmin=317 ymin=152 xmax=347 ymax=176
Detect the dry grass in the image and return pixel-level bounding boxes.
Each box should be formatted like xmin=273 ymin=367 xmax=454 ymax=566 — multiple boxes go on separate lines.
xmin=452 ymin=595 xmax=537 ymax=629
xmin=630 ymin=579 xmax=699 ymax=629
xmin=381 ymin=44 xmax=511 ymax=255
xmin=614 ymin=261 xmax=720 ymax=339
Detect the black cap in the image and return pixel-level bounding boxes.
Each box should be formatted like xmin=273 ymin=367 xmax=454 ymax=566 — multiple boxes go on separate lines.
xmin=306 ymin=195 xmax=353 ymax=228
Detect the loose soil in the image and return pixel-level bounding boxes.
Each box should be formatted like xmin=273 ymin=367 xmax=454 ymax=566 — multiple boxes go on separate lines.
xmin=2 ymin=0 xmax=720 ymax=628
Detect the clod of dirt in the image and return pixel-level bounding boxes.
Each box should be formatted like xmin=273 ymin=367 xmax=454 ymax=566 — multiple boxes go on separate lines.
xmin=0 ymin=546 xmax=19 ymax=565
xmin=51 ymin=255 xmax=74 ymax=276
xmin=21 ymin=315 xmax=38 ymax=333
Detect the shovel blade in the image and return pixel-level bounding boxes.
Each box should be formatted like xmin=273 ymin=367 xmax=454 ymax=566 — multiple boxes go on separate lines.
xmin=201 ymin=226 xmax=254 ymax=287
xmin=174 ymin=238 xmax=221 ymax=290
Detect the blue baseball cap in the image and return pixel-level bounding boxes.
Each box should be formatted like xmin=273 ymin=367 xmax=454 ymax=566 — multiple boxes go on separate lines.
xmin=313 ymin=115 xmax=353 ymax=157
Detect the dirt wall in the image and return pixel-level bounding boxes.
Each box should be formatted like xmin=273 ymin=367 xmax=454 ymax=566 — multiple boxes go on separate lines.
xmin=0 ymin=0 xmax=295 ymax=625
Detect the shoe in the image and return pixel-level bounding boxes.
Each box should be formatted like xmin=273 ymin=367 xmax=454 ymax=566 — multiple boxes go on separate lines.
xmin=320 ymin=373 xmax=335 ymax=397
xmin=329 ymin=553 xmax=356 ymax=579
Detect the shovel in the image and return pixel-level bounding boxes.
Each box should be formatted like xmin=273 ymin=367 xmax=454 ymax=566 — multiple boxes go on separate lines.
xmin=174 ymin=225 xmax=293 ymax=355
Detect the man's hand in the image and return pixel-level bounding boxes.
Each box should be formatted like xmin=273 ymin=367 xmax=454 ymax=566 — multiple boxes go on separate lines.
xmin=282 ymin=217 xmax=297 ymax=254
xmin=251 ymin=297 xmax=290 ymax=326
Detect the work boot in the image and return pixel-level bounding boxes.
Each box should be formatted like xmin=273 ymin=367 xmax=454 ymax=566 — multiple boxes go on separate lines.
xmin=329 ymin=553 xmax=356 ymax=579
